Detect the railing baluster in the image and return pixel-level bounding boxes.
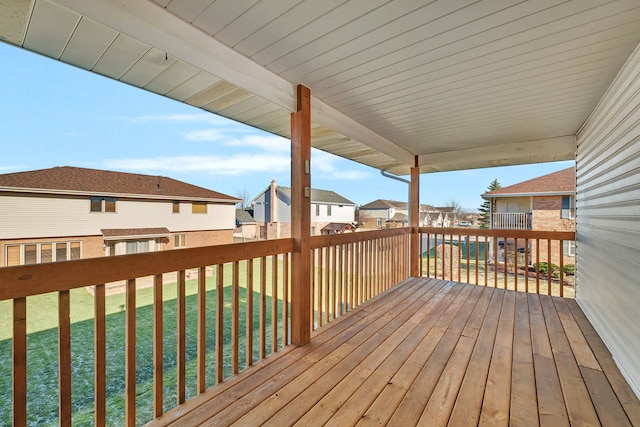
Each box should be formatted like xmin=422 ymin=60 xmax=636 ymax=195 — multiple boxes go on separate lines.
xmin=524 ymin=239 xmax=530 ymax=294
xmin=13 ymin=297 xmax=27 ymax=427
xmin=465 ymin=233 xmax=470 ymax=284
xmin=94 ymin=284 xmax=106 ymax=427
xmin=547 ymin=239 xmax=552 ymax=296
xmin=536 ymin=239 xmax=541 ymax=294
xmin=317 ymin=248 xmax=323 ymax=328
xmin=259 ymin=257 xmax=266 ymax=360
xmin=271 ymin=255 xmax=278 ymax=352
xmin=197 ymin=268 xmax=206 ymax=393
xmin=559 ymin=240 xmax=564 ymax=298
xmin=325 ymin=247 xmax=331 ymax=324
xmin=474 ymin=235 xmax=479 ymax=286
xmin=504 ymin=237 xmax=508 ymax=290
xmin=177 ymin=271 xmax=186 ymax=404
xmin=493 ymin=236 xmax=498 ymax=287
xmin=58 ymin=290 xmax=72 ymax=426
xmin=125 ymin=279 xmax=136 ymax=426
xmin=216 ymin=264 xmax=225 ymax=383
xmin=246 ymin=259 xmax=254 ymax=367
xmin=457 ymin=233 xmax=462 ymax=282
xmin=332 ymin=245 xmax=337 ymax=319
xmin=283 ymin=253 xmax=289 ymax=345
xmin=232 ymin=261 xmax=240 ymax=372
xmin=153 ymin=275 xmax=163 ymax=416
xmin=514 ymin=238 xmax=519 ymax=291
xmin=310 ymin=249 xmax=315 ymax=330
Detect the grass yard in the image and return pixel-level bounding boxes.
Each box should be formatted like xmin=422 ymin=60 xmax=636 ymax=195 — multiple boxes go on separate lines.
xmin=0 ymin=260 xmax=287 ymax=427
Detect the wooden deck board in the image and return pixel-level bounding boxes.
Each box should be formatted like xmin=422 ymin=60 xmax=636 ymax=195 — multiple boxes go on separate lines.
xmin=146 ymin=278 xmax=640 ymax=427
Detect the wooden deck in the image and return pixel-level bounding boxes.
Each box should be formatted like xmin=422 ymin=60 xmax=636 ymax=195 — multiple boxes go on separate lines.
xmin=148 ymin=277 xmax=640 ymax=427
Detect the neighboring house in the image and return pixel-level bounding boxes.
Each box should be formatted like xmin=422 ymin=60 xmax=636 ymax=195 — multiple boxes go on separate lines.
xmin=252 ymin=180 xmax=356 ymax=239
xmin=0 ymin=166 xmax=239 ymax=267
xmin=482 ymin=167 xmax=576 ymax=265
xmin=234 ymin=209 xmax=257 ymax=241
xmin=358 ymin=199 xmax=453 ymax=229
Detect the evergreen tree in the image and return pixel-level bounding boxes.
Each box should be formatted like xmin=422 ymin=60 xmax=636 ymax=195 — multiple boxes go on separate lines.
xmin=479 ymin=179 xmax=501 ymax=228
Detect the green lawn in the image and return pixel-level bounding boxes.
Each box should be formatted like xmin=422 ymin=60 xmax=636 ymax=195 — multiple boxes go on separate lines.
xmin=0 ymin=260 xmax=287 ymax=427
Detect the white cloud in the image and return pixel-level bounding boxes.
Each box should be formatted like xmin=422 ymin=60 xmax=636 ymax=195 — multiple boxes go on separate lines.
xmin=104 ymin=154 xmax=290 ymax=176
xmin=224 ymin=134 xmax=290 ymax=152
xmin=183 ymin=129 xmax=225 ymax=141
xmin=311 ymin=149 xmax=369 ymax=180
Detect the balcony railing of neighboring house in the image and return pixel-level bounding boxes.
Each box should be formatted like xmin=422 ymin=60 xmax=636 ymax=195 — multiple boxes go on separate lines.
xmin=491 ymin=212 xmax=532 ymax=230
xmin=419 ymin=227 xmax=576 ymax=298
xmin=0 ymin=228 xmax=409 ymax=426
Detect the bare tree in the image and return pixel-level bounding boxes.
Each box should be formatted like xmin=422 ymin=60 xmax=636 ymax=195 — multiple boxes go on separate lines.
xmin=236 ymin=188 xmax=252 ymax=209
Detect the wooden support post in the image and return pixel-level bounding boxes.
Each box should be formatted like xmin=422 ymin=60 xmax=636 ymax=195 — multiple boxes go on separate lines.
xmin=291 ymin=84 xmax=312 ymax=346
xmin=410 ymin=156 xmax=420 ymax=277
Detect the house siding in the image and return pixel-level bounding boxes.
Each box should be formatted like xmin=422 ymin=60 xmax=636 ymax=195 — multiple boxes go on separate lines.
xmin=0 ymin=193 xmax=235 ymax=239
xmin=576 ymin=42 xmax=640 ymax=397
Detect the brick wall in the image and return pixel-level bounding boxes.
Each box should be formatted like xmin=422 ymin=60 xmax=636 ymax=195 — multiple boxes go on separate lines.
xmin=176 ymin=229 xmax=233 ymax=249
xmin=531 ymin=196 xmax=574 ymax=232
xmin=529 ymin=196 xmax=575 ymax=266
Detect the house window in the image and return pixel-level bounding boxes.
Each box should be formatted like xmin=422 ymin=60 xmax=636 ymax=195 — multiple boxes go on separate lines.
xmin=561 ymin=196 xmax=574 ymax=219
xmin=6 ymin=245 xmax=20 ymax=267
xmin=192 ymin=202 xmax=207 ymax=213
xmin=174 ymin=234 xmax=187 ymax=248
xmin=327 ymin=205 xmax=332 ymax=216
xmin=377 ymin=218 xmax=382 ymax=227
xmin=90 ymin=197 xmax=116 ymax=213
xmin=563 ymin=240 xmax=576 ymax=256
xmin=173 ymin=201 xmax=180 ymax=213
xmin=5 ymin=241 xmax=82 ymax=266
xmin=315 ymin=204 xmax=320 ymax=216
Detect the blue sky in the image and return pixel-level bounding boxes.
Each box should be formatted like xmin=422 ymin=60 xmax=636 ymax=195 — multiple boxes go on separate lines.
xmin=1 ymin=42 xmax=573 ymax=210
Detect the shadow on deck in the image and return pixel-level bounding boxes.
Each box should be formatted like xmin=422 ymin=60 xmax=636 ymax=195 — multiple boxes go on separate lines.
xmin=147 ymin=277 xmax=640 ymax=426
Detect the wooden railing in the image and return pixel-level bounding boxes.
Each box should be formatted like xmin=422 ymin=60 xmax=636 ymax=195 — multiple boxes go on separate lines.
xmin=491 ymin=212 xmax=532 ymax=230
xmin=0 ymin=239 xmax=293 ymax=426
xmin=309 ymin=228 xmax=410 ymax=330
xmin=0 ymin=229 xmax=412 ymax=426
xmin=419 ymin=227 xmax=576 ymax=297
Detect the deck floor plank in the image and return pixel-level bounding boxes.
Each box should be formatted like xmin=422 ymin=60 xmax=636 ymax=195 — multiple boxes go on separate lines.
xmin=448 ymin=289 xmax=504 ymax=426
xmin=386 ymin=285 xmax=482 ymax=426
xmin=509 ymin=291 xmax=538 ymax=427
xmin=528 ymin=293 xmax=570 ymax=427
xmin=479 ymin=289 xmax=516 ymax=426
xmin=357 ymin=284 xmax=476 ymax=426
xmin=157 ymin=278 xmax=425 ymax=426
xmin=259 ymin=279 xmax=451 ymax=426
xmin=214 ymin=278 xmax=438 ymax=426
xmin=566 ymin=299 xmax=640 ymax=426
xmin=144 ymin=278 xmax=640 ymax=427
xmin=540 ymin=295 xmax=600 ymax=426
xmin=298 ymin=281 xmax=457 ymax=426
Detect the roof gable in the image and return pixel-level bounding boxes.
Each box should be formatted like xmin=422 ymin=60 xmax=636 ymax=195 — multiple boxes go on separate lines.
xmin=484 ymin=167 xmax=575 ymax=198
xmin=277 ymin=186 xmax=355 ymax=205
xmin=0 ymin=166 xmax=238 ymax=202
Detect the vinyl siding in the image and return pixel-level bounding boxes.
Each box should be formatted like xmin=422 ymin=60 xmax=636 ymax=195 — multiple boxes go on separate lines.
xmin=274 ymin=192 xmax=291 ymax=223
xmin=252 ymin=193 xmax=268 ymax=222
xmin=576 ymin=41 xmax=640 ymax=398
xmin=0 ymin=193 xmax=236 ymax=239
xmin=495 ymin=197 xmax=531 ymax=213
xmin=312 ymin=204 xmax=355 ymax=223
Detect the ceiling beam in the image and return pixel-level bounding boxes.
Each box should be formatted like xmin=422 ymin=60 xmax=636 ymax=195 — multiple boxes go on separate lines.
xmin=417 ymin=135 xmax=576 ymax=169
xmin=53 ymin=0 xmax=415 ymax=165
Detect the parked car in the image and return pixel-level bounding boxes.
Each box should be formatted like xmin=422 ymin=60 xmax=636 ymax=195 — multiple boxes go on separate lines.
xmin=457 ymin=221 xmax=472 ymax=227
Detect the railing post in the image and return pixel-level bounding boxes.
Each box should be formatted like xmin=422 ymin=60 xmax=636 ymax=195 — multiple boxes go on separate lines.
xmin=291 ymin=84 xmax=311 ymax=346
xmin=410 ymin=157 xmax=420 ymax=277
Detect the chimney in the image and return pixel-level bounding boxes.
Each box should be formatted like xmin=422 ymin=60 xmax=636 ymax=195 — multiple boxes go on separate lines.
xmin=270 ymin=180 xmax=277 ymax=223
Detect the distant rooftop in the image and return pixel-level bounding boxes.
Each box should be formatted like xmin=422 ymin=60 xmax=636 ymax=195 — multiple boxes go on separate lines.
xmin=277 ymin=186 xmax=355 ymax=205
xmin=483 ymin=167 xmax=575 ymax=198
xmin=0 ymin=166 xmax=239 ymax=202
